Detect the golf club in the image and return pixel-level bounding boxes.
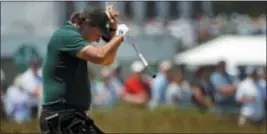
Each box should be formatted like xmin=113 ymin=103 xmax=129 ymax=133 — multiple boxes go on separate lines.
xmin=125 ymin=37 xmax=157 ymax=78
xmin=105 ymin=2 xmax=157 ymax=78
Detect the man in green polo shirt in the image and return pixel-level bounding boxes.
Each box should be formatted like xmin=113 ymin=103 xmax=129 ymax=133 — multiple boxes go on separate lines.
xmin=39 ymin=6 xmax=129 ymax=134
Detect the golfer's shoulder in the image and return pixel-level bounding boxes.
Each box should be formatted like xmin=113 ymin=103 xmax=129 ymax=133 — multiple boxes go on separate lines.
xmin=53 ymin=26 xmax=81 ymax=38
xmin=51 ymin=23 xmax=79 ymax=39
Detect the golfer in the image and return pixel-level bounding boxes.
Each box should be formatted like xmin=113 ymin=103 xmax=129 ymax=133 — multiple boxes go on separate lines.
xmin=39 ymin=6 xmax=129 ymax=134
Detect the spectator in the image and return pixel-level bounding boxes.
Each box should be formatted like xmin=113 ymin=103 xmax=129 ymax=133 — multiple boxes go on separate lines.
xmin=165 ymin=69 xmax=192 ymax=109
xmin=20 ymin=58 xmax=42 ymax=118
xmin=256 ymin=67 xmax=266 ymax=112
xmin=4 ymin=75 xmax=31 ymax=124
xmin=236 ymin=15 xmax=253 ymax=35
xmin=149 ymin=60 xmax=172 ymax=109
xmin=112 ymin=63 xmax=124 ymax=83
xmin=1 ymin=69 xmax=5 ymax=83
xmin=1 ymin=94 xmax=6 ymax=121
xmin=258 ymin=14 xmax=266 ymax=34
xmin=166 ymin=19 xmax=196 ymax=48
xmin=109 ymin=61 xmax=124 ymax=94
xmin=210 ymin=61 xmax=239 ymax=114
xmin=236 ymin=67 xmax=266 ymax=126
xmin=92 ymin=68 xmax=118 ymax=109
xmin=144 ymin=18 xmax=164 ymax=36
xmin=191 ymin=67 xmax=214 ymax=112
xmin=121 ymin=61 xmax=150 ymax=107
xmin=1 ymin=68 xmax=7 ymax=120
xmin=1 ymin=68 xmax=7 ymax=92
xmin=257 ymin=68 xmax=266 ymax=96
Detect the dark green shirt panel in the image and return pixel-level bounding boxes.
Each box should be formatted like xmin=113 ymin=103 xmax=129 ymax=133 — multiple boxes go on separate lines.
xmin=42 ymin=23 xmax=91 ymax=110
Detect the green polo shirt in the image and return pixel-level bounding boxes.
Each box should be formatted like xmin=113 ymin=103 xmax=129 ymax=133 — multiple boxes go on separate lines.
xmin=42 ymin=22 xmax=91 ymax=110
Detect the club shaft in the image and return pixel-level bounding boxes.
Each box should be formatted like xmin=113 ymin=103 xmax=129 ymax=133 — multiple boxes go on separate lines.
xmin=125 ymin=37 xmax=148 ymax=66
xmin=125 ymin=37 xmax=156 ymax=78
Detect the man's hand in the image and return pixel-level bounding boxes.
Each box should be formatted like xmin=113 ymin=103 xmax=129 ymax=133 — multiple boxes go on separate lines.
xmin=105 ymin=3 xmax=119 ymax=29
xmin=98 ymin=24 xmax=129 ymax=66
xmin=100 ymin=24 xmax=129 ymax=66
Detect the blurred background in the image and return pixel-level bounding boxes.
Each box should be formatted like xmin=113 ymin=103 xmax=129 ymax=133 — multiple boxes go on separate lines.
xmin=0 ymin=1 xmax=266 ymax=133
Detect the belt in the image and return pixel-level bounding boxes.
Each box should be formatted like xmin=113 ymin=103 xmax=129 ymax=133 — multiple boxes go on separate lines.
xmin=42 ymin=102 xmax=87 ymax=113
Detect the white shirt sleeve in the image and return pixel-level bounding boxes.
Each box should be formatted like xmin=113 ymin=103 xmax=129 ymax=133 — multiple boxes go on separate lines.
xmin=20 ymin=71 xmax=39 ymax=94
xmin=181 ymin=81 xmax=192 ymax=93
xmin=236 ymin=81 xmax=246 ymax=101
xmin=165 ymin=83 xmax=179 ymax=104
xmin=20 ymin=73 xmax=33 ymax=93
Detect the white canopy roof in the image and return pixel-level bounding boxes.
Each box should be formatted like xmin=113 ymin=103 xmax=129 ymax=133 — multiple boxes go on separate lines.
xmin=175 ymin=35 xmax=266 ymax=66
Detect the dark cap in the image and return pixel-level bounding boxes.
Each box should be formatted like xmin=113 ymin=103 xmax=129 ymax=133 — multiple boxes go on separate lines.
xmin=81 ymin=8 xmax=110 ymax=34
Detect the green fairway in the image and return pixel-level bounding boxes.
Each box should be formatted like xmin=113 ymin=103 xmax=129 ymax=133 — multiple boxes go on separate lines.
xmin=1 ymin=104 xmax=266 ymax=133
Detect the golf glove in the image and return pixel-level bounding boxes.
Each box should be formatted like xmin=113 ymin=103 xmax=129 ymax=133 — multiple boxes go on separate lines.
xmin=116 ymin=24 xmax=129 ymax=37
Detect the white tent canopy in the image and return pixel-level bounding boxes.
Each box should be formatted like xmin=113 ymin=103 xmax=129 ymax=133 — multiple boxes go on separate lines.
xmin=175 ymin=35 xmax=266 ymax=66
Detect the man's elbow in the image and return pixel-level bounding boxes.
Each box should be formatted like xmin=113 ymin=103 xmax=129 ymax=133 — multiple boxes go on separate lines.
xmin=94 ymin=52 xmax=107 ymax=62
xmin=79 ymin=51 xmax=117 ymax=66
xmin=99 ymin=53 xmax=116 ymax=66
xmin=87 ymin=57 xmax=106 ymax=65
xmin=100 ymin=60 xmax=114 ymax=66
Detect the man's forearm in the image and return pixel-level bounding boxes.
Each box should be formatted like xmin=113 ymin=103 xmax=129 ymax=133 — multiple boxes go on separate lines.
xmin=98 ymin=35 xmax=123 ymax=59
xmin=99 ymin=35 xmax=123 ymax=65
xmin=100 ymin=50 xmax=117 ymax=65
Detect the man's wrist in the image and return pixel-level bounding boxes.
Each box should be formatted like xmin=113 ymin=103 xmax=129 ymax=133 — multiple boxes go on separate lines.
xmin=115 ymin=35 xmax=124 ymax=41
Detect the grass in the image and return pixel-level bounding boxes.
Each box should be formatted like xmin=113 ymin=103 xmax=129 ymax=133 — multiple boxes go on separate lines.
xmin=1 ymin=104 xmax=266 ymax=133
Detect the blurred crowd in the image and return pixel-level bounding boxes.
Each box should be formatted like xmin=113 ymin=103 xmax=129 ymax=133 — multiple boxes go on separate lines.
xmin=126 ymin=13 xmax=266 ymax=49
xmin=1 ymin=59 xmax=42 ymax=124
xmin=1 ymin=59 xmax=266 ymax=127
xmin=90 ymin=60 xmax=266 ymax=127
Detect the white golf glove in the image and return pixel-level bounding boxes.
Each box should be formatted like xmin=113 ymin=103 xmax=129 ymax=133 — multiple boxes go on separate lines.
xmin=116 ymin=24 xmax=129 ymax=37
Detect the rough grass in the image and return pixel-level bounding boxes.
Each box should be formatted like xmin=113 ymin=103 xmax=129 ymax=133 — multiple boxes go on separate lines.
xmin=1 ymin=104 xmax=266 ymax=133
